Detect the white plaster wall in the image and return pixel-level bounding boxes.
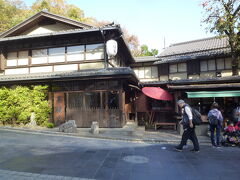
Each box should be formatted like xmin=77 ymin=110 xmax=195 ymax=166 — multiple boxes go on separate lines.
xmin=6 ymin=60 xmax=17 ymax=67
xmin=160 ymin=75 xmax=169 ymax=81
xmin=169 ymin=73 xmax=187 ymax=80
xmin=30 ymin=66 xmax=52 ymax=73
xmin=22 ymin=22 xmax=75 ymax=35
xmin=54 ymin=64 xmax=78 ymax=72
xmin=18 ymin=58 xmax=29 ymax=66
xmin=32 ymin=57 xmax=48 ymax=64
xmin=188 ymin=75 xmax=200 ymax=80
xmin=67 ymin=54 xmax=84 ymax=61
xmin=5 ymin=68 xmax=28 ymax=75
xmin=221 ymin=70 xmax=232 ymax=77
xmin=79 ymin=62 xmax=104 ymax=70
xmin=139 ymin=78 xmax=159 ymax=82
xmin=85 ymin=52 xmax=104 ymax=60
xmin=200 ymin=72 xmax=216 ymax=78
xmin=48 ymin=55 xmax=65 ymax=63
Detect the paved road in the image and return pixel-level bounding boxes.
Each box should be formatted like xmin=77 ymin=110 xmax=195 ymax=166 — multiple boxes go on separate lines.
xmin=0 ymin=129 xmax=239 ymax=180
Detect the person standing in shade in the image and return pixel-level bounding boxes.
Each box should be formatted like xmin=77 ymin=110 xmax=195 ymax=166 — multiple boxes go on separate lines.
xmin=175 ymin=100 xmax=200 ymax=152
xmin=233 ymin=104 xmax=240 ymax=124
xmin=208 ymin=102 xmax=223 ymax=147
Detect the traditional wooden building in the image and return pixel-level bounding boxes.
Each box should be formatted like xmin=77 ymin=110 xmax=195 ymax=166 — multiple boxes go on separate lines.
xmin=0 ymin=11 xmax=138 ymax=128
xmin=132 ymin=37 xmax=240 ymax=130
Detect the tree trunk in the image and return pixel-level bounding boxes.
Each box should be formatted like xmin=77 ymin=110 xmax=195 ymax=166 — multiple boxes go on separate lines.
xmin=232 ymin=53 xmax=239 ymax=76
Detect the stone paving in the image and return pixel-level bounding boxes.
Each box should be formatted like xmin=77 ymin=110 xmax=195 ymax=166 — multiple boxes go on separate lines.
xmin=0 ymin=129 xmax=239 ymax=180
xmin=0 ymin=169 xmax=94 ymax=180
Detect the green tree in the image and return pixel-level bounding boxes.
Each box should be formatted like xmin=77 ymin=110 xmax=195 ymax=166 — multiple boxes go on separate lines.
xmin=140 ymin=45 xmax=159 ymax=56
xmin=0 ymin=85 xmax=51 ymax=126
xmin=202 ymin=0 xmax=240 ymax=75
xmin=0 ymin=0 xmax=141 ymax=57
xmin=31 ymin=0 xmax=93 ymax=23
xmin=0 ymin=0 xmax=29 ymax=32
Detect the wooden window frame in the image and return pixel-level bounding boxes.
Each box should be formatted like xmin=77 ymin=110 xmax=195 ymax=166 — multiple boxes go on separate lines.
xmin=6 ymin=51 xmax=29 ymax=67
xmin=5 ymin=43 xmax=105 ymax=68
xmin=133 ymin=66 xmax=159 ymax=79
xmin=201 ymin=58 xmax=232 ymax=72
xmin=169 ymin=63 xmax=187 ymax=74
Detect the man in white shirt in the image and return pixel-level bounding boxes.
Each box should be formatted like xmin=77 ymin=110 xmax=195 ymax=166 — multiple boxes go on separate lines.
xmin=175 ymin=100 xmax=200 ymax=152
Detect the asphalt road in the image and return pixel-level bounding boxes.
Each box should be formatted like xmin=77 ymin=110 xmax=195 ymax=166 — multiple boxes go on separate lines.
xmin=0 ymin=129 xmax=239 ymax=180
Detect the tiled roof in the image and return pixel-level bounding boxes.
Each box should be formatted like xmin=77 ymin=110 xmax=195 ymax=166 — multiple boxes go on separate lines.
xmin=0 ymin=68 xmax=136 ymax=83
xmin=134 ymin=56 xmax=160 ymax=63
xmin=155 ymin=37 xmax=231 ymax=64
xmin=141 ymin=75 xmax=240 ymax=86
xmin=0 ymin=26 xmax=118 ymax=42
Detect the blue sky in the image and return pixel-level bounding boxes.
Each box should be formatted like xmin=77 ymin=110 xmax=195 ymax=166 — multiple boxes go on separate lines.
xmin=24 ymin=0 xmax=212 ymax=52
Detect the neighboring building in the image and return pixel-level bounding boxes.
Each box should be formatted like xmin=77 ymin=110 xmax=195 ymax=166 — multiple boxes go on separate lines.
xmin=0 ymin=11 xmax=138 ymax=128
xmin=132 ymin=37 xmax=240 ymax=130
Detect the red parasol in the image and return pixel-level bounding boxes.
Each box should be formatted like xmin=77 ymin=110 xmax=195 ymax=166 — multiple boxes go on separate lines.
xmin=142 ymin=87 xmax=173 ymax=101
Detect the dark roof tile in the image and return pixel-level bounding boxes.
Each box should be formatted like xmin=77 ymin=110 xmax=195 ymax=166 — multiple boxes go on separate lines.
xmin=155 ymin=37 xmax=230 ymax=64
xmin=0 ymin=68 xmax=135 ymax=82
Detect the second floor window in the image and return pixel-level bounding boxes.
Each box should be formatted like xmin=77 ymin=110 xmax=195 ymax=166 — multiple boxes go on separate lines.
xmin=67 ymin=45 xmax=85 ymax=61
xmin=169 ymin=63 xmax=187 ymax=73
xmin=49 ymin=47 xmax=65 ymax=63
xmin=32 ymin=49 xmax=48 ymax=64
xmin=7 ymin=51 xmax=28 ymax=67
xmin=133 ymin=66 xmax=158 ymax=79
xmin=200 ymin=58 xmax=232 ymax=72
xmin=6 ymin=43 xmax=105 ymax=67
xmin=86 ymin=44 xmax=104 ymax=60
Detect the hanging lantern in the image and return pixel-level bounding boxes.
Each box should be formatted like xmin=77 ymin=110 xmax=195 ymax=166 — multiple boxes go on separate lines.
xmin=106 ymin=40 xmax=118 ymax=57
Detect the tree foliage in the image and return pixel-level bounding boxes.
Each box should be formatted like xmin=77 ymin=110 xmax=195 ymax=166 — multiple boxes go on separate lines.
xmin=0 ymin=0 xmax=30 ymax=32
xmin=202 ymin=0 xmax=240 ymax=75
xmin=0 ymin=85 xmax=51 ymax=126
xmin=31 ymin=0 xmax=94 ymax=23
xmin=139 ymin=45 xmax=159 ymax=56
xmin=0 ymin=0 xmax=155 ymax=58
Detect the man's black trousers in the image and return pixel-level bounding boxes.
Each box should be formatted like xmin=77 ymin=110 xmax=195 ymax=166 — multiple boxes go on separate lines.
xmin=179 ymin=127 xmax=199 ymax=150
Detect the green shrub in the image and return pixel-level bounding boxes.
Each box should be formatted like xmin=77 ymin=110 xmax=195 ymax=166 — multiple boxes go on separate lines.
xmin=0 ymin=85 xmax=51 ymax=127
xmin=45 ymin=122 xmax=54 ymax=128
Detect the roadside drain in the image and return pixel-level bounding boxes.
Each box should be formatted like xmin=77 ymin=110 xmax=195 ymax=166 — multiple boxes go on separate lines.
xmin=123 ymin=155 xmax=149 ymax=164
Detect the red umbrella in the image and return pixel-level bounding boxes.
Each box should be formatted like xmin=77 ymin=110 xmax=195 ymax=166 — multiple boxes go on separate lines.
xmin=142 ymin=87 xmax=173 ymax=101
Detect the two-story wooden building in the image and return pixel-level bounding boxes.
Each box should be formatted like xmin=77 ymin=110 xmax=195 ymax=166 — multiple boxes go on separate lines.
xmin=0 ymin=11 xmax=138 ymax=128
xmin=1 ymin=11 xmax=239 ymax=129
xmin=132 ymin=37 xmax=240 ymax=128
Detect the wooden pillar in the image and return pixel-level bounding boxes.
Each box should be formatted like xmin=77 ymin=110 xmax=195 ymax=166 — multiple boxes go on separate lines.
xmin=48 ymin=92 xmax=54 ymax=123
xmin=53 ymin=92 xmax=66 ymax=126
xmin=0 ymin=50 xmax=6 ymax=71
xmin=174 ymin=91 xmax=181 ymax=113
xmin=119 ymin=90 xmax=126 ymax=126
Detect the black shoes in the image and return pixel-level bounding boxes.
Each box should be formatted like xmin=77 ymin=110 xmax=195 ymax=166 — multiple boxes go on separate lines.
xmin=175 ymin=146 xmax=200 ymax=153
xmin=190 ymin=149 xmax=200 ymax=153
xmin=175 ymin=146 xmax=183 ymax=152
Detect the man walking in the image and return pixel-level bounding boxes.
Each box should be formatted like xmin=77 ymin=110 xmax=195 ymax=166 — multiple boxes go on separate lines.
xmin=175 ymin=100 xmax=200 ymax=152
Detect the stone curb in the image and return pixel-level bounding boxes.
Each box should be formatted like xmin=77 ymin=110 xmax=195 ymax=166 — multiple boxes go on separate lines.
xmin=0 ymin=126 xmax=211 ymax=144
